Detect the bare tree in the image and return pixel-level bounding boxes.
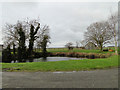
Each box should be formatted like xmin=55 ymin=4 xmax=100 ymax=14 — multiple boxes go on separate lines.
xmin=28 ymin=21 xmax=40 ymax=56
xmin=3 ymin=18 xmax=51 ymax=60
xmin=65 ymin=42 xmax=74 ymax=50
xmin=36 ymin=25 xmax=50 ymax=58
xmin=3 ymin=20 xmax=29 ymax=49
xmin=80 ymin=40 xmax=86 ymax=47
xmin=3 ymin=19 xmax=42 ymax=59
xmin=76 ymin=41 xmax=80 ymax=48
xmin=84 ymin=21 xmax=113 ymax=51
xmin=3 ymin=23 xmax=19 ymax=48
xmin=3 ymin=21 xmax=29 ymax=61
xmin=108 ymin=13 xmax=118 ymax=54
xmin=15 ymin=22 xmax=27 ymax=60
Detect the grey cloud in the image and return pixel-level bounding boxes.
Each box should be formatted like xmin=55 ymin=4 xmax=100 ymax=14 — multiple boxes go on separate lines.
xmin=1 ymin=2 xmax=118 ymax=47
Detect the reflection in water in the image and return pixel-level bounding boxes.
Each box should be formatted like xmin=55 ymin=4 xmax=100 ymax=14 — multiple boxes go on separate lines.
xmin=29 ymin=59 xmax=34 ymax=62
xmin=11 ymin=57 xmax=85 ymax=63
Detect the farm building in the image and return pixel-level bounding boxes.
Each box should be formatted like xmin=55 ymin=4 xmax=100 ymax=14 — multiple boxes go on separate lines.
xmin=85 ymin=42 xmax=97 ymax=50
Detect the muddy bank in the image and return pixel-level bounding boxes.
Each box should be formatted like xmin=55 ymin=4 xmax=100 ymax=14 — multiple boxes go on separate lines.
xmin=48 ymin=52 xmax=112 ymax=59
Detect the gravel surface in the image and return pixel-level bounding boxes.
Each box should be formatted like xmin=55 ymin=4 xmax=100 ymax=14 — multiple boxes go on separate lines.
xmin=2 ymin=68 xmax=118 ymax=88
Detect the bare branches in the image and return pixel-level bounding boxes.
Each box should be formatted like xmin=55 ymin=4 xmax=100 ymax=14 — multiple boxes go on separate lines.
xmin=65 ymin=42 xmax=74 ymax=50
xmin=108 ymin=12 xmax=118 ymax=54
xmin=36 ymin=25 xmax=50 ymax=49
xmin=84 ymin=21 xmax=113 ymax=50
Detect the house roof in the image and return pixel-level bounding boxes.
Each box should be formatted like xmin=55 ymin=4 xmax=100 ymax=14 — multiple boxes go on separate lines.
xmin=85 ymin=42 xmax=97 ymax=47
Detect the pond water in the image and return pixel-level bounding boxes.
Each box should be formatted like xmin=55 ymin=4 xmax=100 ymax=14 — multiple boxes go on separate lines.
xmin=11 ymin=57 xmax=85 ymax=63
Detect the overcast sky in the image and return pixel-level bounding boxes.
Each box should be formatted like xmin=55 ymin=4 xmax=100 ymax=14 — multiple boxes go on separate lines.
xmin=0 ymin=2 xmax=118 ymax=47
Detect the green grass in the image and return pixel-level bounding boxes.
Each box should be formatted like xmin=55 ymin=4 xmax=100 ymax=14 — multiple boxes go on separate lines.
xmin=2 ymin=55 xmax=118 ymax=72
xmin=47 ymin=48 xmax=99 ymax=53
xmin=48 ymin=48 xmax=115 ymax=54
xmin=35 ymin=48 xmax=115 ymax=54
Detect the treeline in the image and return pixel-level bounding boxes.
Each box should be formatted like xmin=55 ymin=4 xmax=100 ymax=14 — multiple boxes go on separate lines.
xmin=65 ymin=13 xmax=118 ymax=54
xmin=2 ymin=19 xmax=50 ymax=62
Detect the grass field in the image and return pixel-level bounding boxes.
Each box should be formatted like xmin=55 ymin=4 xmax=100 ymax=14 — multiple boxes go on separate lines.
xmin=2 ymin=55 xmax=118 ymax=72
xmin=2 ymin=47 xmax=118 ymax=72
xmin=35 ymin=48 xmax=116 ymax=54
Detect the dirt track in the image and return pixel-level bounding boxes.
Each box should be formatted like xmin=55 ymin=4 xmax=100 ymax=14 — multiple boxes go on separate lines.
xmin=2 ymin=68 xmax=118 ymax=88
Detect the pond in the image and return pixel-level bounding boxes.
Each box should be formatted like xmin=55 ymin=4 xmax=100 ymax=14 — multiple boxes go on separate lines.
xmin=11 ymin=57 xmax=85 ymax=63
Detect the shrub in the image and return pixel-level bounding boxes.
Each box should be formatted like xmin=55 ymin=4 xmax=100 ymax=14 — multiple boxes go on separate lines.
xmin=88 ymin=53 xmax=95 ymax=59
xmin=2 ymin=49 xmax=12 ymax=63
xmin=48 ymin=52 xmax=112 ymax=59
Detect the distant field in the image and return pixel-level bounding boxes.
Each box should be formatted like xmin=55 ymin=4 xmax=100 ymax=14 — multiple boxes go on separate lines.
xmin=35 ymin=47 xmax=116 ymax=54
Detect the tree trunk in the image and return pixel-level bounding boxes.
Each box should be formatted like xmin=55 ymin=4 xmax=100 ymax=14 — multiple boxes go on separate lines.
xmin=17 ymin=27 xmax=26 ymax=61
xmin=100 ymin=46 xmax=103 ymax=51
xmin=13 ymin=43 xmax=16 ymax=55
xmin=28 ymin=39 xmax=34 ymax=57
xmin=114 ymin=40 xmax=118 ymax=54
xmin=100 ymin=43 xmax=103 ymax=51
xmin=113 ymin=24 xmax=118 ymax=55
xmin=13 ymin=43 xmax=16 ymax=61
xmin=28 ymin=24 xmax=40 ymax=57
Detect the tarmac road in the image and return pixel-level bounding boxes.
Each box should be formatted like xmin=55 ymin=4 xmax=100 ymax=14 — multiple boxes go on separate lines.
xmin=2 ymin=68 xmax=118 ymax=88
